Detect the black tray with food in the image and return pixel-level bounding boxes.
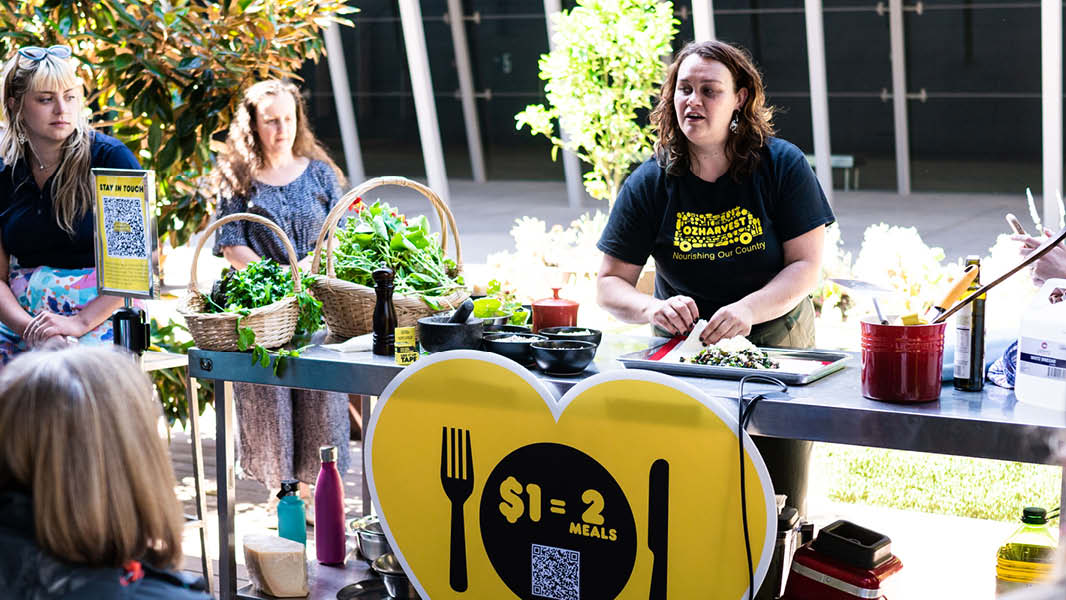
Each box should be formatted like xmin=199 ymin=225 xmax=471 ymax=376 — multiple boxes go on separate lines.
xmin=616 ymin=337 xmax=849 ymax=385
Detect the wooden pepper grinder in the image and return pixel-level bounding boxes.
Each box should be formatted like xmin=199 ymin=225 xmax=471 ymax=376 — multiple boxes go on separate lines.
xmin=372 ymin=267 xmax=397 ymax=355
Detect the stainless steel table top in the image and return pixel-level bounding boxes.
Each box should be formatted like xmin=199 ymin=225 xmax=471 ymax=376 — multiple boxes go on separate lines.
xmin=190 ymin=335 xmax=1066 ymax=465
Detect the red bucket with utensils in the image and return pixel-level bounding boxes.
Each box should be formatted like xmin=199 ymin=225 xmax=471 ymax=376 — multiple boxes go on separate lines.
xmin=860 ymin=318 xmax=947 ymax=403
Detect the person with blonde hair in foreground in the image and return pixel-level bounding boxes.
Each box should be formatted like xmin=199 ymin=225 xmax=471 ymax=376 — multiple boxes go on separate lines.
xmin=0 ymin=345 xmax=210 ymax=598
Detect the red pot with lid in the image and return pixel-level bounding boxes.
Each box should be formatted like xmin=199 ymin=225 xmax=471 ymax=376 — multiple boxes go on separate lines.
xmin=531 ymin=288 xmax=578 ymax=333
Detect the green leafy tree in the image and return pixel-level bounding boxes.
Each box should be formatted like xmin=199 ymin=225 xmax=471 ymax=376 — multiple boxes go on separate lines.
xmin=515 ymin=0 xmax=676 ymax=207
xmin=0 ymin=0 xmax=356 ymax=246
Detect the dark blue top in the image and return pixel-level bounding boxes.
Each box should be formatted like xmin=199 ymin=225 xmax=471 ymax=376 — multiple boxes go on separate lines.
xmin=0 ymin=132 xmax=140 ymax=269
xmin=597 ymin=137 xmax=835 ymax=319
xmin=212 ymin=159 xmax=342 ymax=263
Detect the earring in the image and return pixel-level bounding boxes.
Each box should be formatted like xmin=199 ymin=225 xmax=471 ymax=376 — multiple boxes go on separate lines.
xmin=16 ymin=131 xmax=25 ymax=144
xmin=729 ymin=111 xmax=739 ymax=134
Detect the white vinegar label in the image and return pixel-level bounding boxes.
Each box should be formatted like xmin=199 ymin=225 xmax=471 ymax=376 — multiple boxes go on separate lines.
xmin=1018 ymin=337 xmax=1066 ymax=381
xmin=954 ymin=304 xmax=972 ymax=374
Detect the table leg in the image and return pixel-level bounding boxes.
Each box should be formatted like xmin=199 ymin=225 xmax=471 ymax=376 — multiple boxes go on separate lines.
xmin=215 ymin=379 xmax=237 ymax=600
xmin=185 ymin=372 xmax=213 ymax=596
xmin=362 ymin=394 xmax=372 ymax=516
xmin=1060 ymin=465 xmax=1065 ymax=540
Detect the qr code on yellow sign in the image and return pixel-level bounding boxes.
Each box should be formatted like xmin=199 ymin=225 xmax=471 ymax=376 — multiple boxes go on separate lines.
xmin=102 ymin=195 xmax=147 ymax=259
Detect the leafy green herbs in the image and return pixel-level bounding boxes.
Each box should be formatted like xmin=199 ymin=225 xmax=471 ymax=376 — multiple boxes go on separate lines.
xmin=473 ymin=279 xmax=529 ymax=325
xmin=202 ymin=259 xmax=323 ymax=374
xmin=332 ymin=199 xmax=465 ymax=309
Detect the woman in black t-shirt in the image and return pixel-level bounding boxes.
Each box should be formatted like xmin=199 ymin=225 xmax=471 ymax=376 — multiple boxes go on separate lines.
xmin=596 ymin=40 xmax=834 ymax=348
xmin=596 ymin=40 xmax=836 ymax=515
xmin=0 ymin=46 xmax=140 ymax=363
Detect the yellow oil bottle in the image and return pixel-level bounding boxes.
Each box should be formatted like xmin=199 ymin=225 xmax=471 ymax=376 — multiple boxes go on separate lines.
xmin=995 ymin=506 xmax=1059 ymax=595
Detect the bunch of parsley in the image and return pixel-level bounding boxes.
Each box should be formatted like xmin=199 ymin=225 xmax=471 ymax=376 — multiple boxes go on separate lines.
xmin=203 ymin=259 xmax=323 ymax=374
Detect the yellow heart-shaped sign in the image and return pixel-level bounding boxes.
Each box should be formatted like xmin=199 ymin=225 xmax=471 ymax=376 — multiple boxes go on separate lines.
xmin=366 ymin=351 xmax=775 ymax=599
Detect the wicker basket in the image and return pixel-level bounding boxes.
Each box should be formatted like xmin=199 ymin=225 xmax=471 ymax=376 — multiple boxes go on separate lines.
xmin=308 ymin=176 xmax=469 ymax=339
xmin=178 ymin=213 xmax=302 ymax=351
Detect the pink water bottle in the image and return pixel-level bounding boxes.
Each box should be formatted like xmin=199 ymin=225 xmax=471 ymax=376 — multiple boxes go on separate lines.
xmin=314 ymin=445 xmax=346 ymax=564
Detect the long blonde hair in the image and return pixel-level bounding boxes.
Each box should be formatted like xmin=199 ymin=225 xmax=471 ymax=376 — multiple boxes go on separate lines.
xmin=0 ymin=345 xmax=184 ymax=569
xmin=0 ymin=50 xmax=94 ymax=236
xmin=214 ymin=79 xmax=346 ymax=199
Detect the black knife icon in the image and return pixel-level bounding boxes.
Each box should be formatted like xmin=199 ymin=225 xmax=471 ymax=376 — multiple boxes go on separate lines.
xmin=648 ymin=459 xmax=669 ymax=600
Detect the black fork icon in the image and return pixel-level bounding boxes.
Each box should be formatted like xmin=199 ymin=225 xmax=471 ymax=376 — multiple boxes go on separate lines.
xmin=441 ymin=427 xmax=473 ymax=592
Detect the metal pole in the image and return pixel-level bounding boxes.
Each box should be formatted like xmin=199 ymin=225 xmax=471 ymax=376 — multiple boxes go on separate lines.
xmin=544 ymin=0 xmax=585 ymax=209
xmin=447 ymin=0 xmax=487 ymax=183
xmin=888 ymin=0 xmax=911 ymax=194
xmin=805 ymin=0 xmax=833 ymax=205
xmin=398 ymin=0 xmax=451 ymax=204
xmin=324 ymin=23 xmax=366 ymax=184
xmin=1042 ymin=0 xmax=1062 ymax=227
xmin=692 ymin=0 xmax=716 ymax=41
xmin=215 ymin=379 xmax=236 ymax=600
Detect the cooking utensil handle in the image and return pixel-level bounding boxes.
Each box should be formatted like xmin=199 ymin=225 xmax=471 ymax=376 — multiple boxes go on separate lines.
xmin=934 ymin=226 xmax=1066 ymax=323
xmin=934 ymin=264 xmax=979 ymax=310
xmin=1006 ymin=213 xmax=1028 ymax=236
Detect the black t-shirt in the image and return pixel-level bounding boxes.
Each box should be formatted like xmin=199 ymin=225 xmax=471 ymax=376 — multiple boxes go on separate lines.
xmin=0 ymin=132 xmax=141 ymax=269
xmin=597 ymin=137 xmax=835 ymax=319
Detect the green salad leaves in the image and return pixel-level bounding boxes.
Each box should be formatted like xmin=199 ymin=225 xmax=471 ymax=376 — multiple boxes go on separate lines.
xmin=332 ymin=198 xmax=465 ymax=309
xmin=203 ymin=259 xmax=323 ymax=374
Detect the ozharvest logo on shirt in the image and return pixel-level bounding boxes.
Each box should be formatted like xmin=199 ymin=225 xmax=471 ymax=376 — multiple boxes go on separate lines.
xmin=672 ymin=207 xmax=766 ymax=260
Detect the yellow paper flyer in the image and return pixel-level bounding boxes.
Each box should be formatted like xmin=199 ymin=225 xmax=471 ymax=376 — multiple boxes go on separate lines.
xmin=93 ymin=171 xmax=156 ymax=297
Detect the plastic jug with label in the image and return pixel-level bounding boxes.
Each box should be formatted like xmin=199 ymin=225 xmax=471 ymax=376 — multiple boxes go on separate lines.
xmin=1015 ymin=278 xmax=1066 ymax=410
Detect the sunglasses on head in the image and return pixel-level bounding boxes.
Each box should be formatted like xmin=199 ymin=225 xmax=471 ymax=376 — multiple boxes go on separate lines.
xmin=17 ymin=45 xmax=72 ymax=62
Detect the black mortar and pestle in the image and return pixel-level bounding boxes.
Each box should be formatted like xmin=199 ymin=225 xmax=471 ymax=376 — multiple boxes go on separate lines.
xmin=417 ymin=299 xmax=483 ymax=352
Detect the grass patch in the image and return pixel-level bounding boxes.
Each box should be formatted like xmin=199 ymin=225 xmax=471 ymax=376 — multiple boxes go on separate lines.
xmin=813 ymin=443 xmax=1062 ymax=522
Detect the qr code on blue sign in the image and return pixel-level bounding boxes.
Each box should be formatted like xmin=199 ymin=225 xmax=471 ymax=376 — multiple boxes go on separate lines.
xmin=101 ymin=196 xmax=147 ymax=259
xmin=531 ymin=543 xmax=579 ymax=600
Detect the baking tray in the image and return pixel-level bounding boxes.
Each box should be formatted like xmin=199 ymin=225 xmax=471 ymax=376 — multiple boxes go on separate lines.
xmin=617 ymin=341 xmax=850 ymax=385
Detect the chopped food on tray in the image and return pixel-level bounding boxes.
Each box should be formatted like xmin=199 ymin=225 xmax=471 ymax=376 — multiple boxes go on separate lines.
xmin=680 ymin=345 xmax=779 ymax=369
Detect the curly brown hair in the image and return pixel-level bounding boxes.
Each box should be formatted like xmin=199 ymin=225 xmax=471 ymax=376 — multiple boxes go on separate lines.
xmin=214 ymin=79 xmax=346 ymax=199
xmin=650 ymin=40 xmax=775 ymax=180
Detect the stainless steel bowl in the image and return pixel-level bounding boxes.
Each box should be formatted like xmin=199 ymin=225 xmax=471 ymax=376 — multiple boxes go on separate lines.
xmin=347 ymin=515 xmax=391 ymax=563
xmin=372 ymin=553 xmax=420 ymax=599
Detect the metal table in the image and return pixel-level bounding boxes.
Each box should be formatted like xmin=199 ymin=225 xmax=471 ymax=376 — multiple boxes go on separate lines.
xmin=190 ymin=336 xmax=1066 ymax=600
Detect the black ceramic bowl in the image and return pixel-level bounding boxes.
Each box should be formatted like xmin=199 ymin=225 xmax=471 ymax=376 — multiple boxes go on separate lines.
xmin=530 ymin=340 xmax=597 ymax=376
xmin=484 ymin=323 xmax=533 ymax=335
xmin=417 ymin=315 xmax=484 ymax=353
xmin=538 ymin=326 xmax=603 ymax=348
xmin=479 ymin=312 xmax=513 ymax=327
xmin=482 ymin=332 xmax=548 ymax=366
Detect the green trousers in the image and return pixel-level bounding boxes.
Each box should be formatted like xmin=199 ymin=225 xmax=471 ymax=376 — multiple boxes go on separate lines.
xmin=748 ymin=297 xmax=816 ymax=517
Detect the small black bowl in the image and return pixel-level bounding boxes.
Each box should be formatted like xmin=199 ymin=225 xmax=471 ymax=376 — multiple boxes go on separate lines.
xmin=484 ymin=324 xmax=533 ymax=335
xmin=530 ymin=340 xmax=597 ymax=376
xmin=538 ymin=326 xmax=603 ymax=348
xmin=482 ymin=332 xmax=548 ymax=366
xmin=417 ymin=315 xmax=484 ymax=353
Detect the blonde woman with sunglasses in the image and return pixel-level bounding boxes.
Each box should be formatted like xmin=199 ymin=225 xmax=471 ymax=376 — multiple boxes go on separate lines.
xmin=0 ymin=46 xmax=139 ymax=364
